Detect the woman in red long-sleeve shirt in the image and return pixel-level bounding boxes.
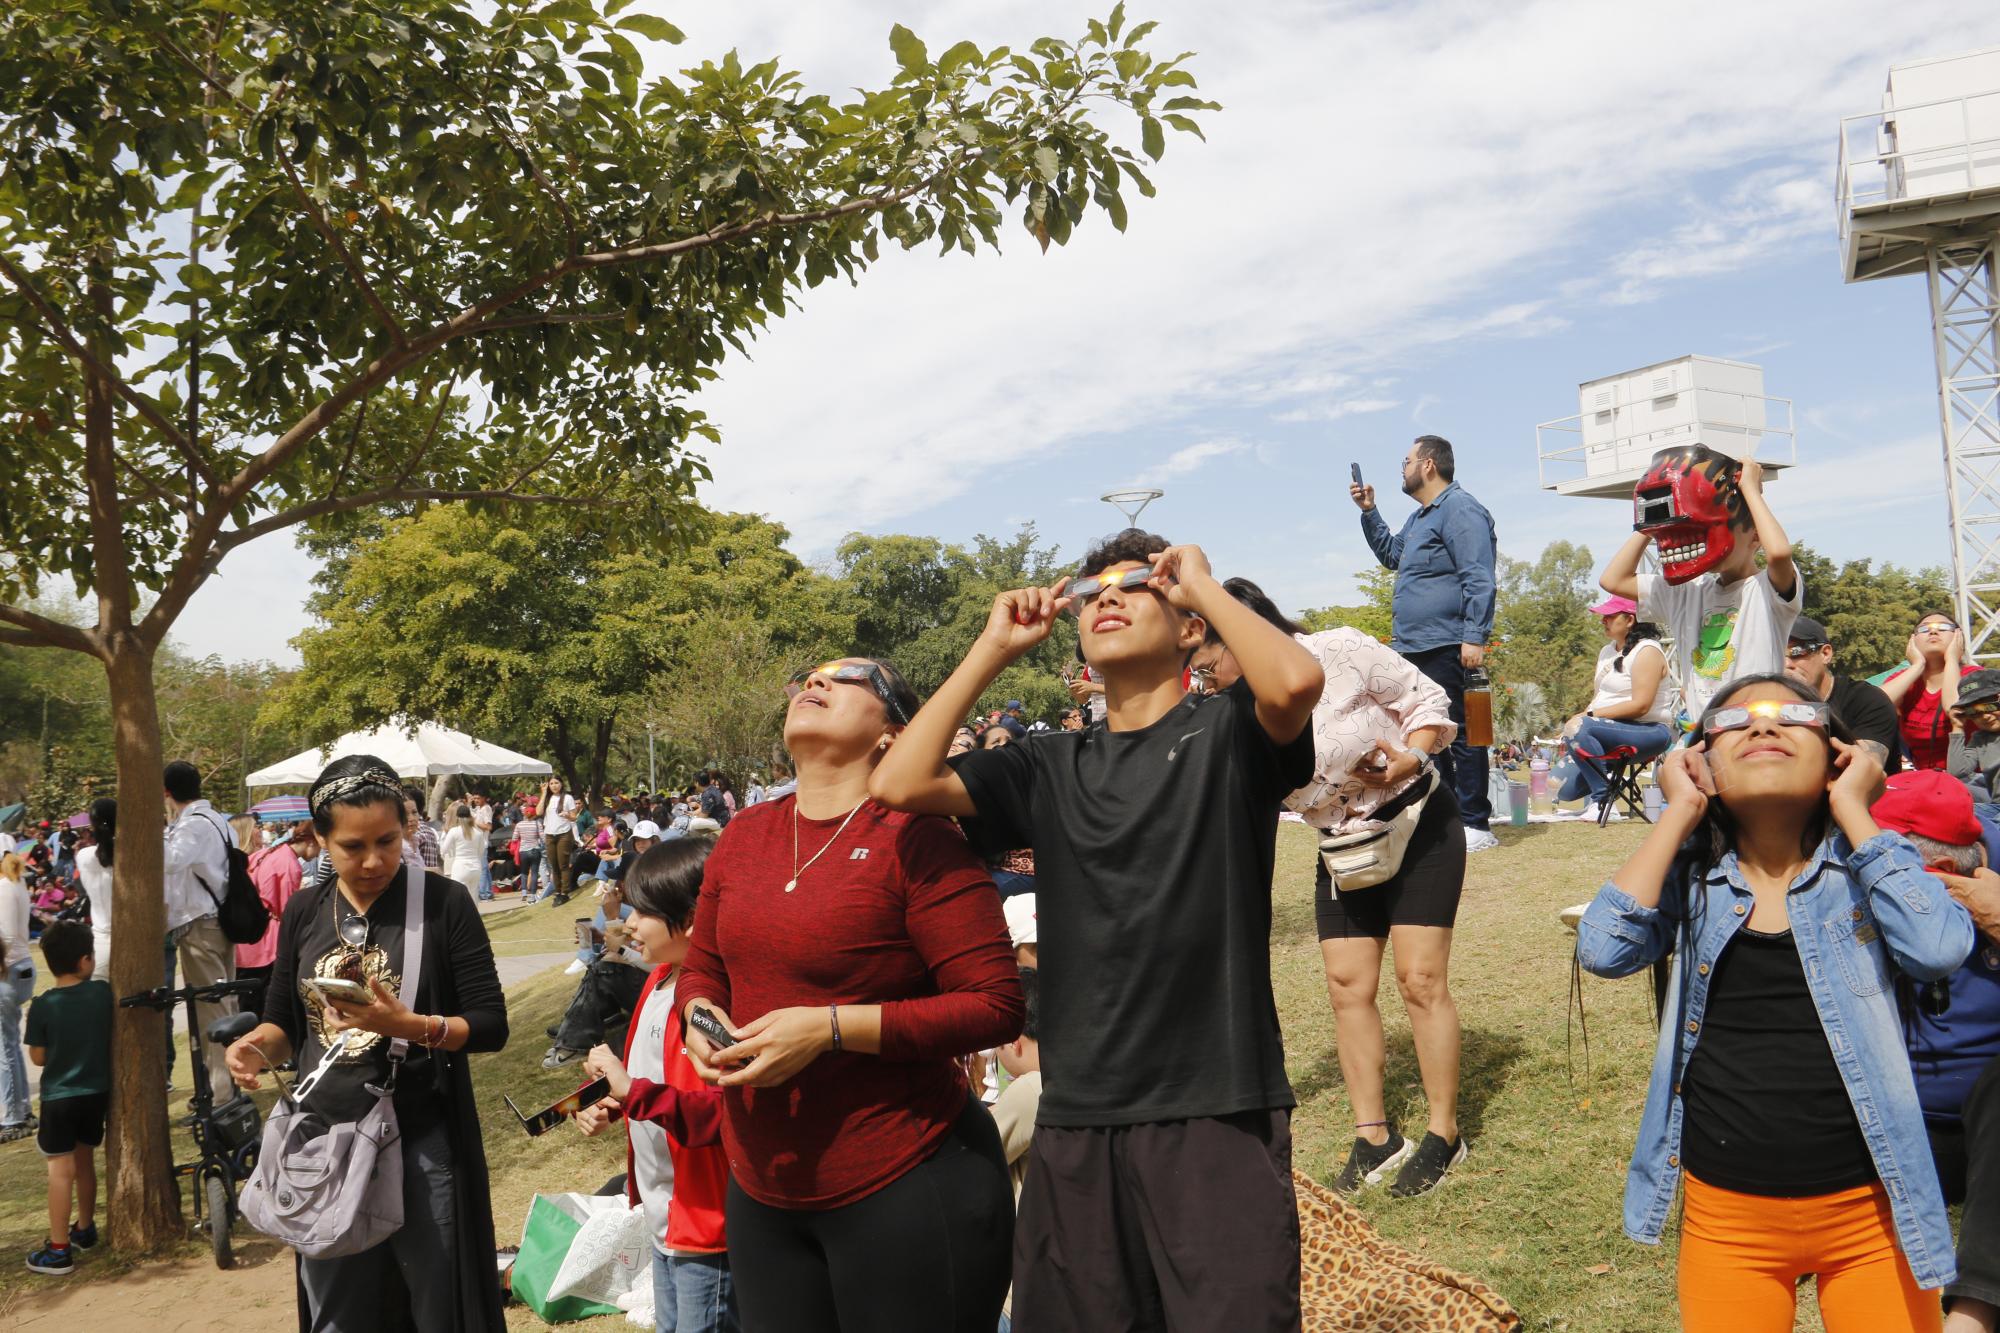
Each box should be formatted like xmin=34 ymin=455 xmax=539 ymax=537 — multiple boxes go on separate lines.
xmin=677 ymin=657 xmax=1024 ymax=1333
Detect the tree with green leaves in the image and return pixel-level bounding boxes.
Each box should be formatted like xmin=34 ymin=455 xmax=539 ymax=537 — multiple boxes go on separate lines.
xmin=0 ymin=0 xmax=1210 ymax=1248
xmin=1490 ymin=542 xmax=1601 ymax=739
xmin=1792 ymin=543 xmax=1954 ymax=678
xmin=1299 ymin=566 xmax=1395 ymax=642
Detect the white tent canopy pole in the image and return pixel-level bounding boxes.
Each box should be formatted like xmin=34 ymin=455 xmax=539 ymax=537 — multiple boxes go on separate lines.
xmin=245 ymin=720 xmax=553 ymax=789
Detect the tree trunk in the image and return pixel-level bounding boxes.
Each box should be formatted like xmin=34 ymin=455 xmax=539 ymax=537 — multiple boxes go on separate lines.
xmin=548 ymin=717 xmax=581 ymax=796
xmin=102 ymin=639 xmax=184 ymax=1251
xmin=589 ymin=715 xmax=614 ymax=803
xmin=427 ymin=772 xmax=454 ymax=822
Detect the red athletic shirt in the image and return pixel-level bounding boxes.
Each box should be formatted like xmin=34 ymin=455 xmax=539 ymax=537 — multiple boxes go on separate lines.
xmin=677 ymin=797 xmax=1022 ymax=1210
xmin=1887 ymin=664 xmax=1979 ymax=770
xmin=620 ymin=965 xmax=728 ymax=1254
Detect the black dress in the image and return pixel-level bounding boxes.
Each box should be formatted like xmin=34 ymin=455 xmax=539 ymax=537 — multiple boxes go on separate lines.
xmin=262 ymin=865 xmax=510 ymax=1332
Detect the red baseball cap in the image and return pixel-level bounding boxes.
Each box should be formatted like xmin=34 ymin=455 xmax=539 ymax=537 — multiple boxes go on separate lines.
xmin=1871 ymin=770 xmax=1983 ymax=849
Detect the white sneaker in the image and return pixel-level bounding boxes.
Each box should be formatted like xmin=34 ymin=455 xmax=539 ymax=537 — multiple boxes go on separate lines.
xmin=1576 ymin=801 xmax=1623 ymax=823
xmin=1463 ymin=827 xmax=1500 ymax=853
xmin=1558 ymin=902 xmax=1590 ymax=932
xmin=564 ymin=958 xmax=588 ymax=976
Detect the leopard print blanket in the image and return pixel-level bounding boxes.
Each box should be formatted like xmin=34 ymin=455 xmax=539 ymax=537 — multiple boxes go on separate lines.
xmin=1296 ymin=1171 xmax=1522 ymax=1331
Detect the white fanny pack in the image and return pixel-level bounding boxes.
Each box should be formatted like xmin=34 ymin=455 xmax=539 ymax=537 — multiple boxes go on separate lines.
xmin=1318 ymin=767 xmax=1439 ymax=891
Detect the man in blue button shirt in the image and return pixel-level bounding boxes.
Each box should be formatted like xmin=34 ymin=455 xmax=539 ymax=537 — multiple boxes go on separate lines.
xmin=1352 ymin=436 xmax=1499 ymax=851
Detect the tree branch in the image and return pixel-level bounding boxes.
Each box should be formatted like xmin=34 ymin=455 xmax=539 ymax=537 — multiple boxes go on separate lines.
xmin=276 ymin=153 xmax=409 ymax=347
xmin=215 ymin=485 xmax=639 ymax=554
xmin=148 ymin=150 xmax=978 ymax=645
xmin=0 ymin=603 xmax=99 ymax=657
xmin=325 ymin=394 xmax=368 ymax=503
xmin=0 ymin=251 xmax=219 ymax=490
xmin=389 ymin=378 xmax=453 ymax=491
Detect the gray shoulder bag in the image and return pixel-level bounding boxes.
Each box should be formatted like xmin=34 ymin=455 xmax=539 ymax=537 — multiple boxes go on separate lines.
xmin=240 ymin=872 xmax=427 ymax=1258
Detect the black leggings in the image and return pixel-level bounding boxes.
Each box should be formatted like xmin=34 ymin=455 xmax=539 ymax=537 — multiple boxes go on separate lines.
xmin=725 ymin=1095 xmax=1014 ymax=1333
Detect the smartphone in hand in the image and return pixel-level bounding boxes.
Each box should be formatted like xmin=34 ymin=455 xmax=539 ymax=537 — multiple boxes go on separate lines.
xmin=1350 ymin=463 xmax=1363 ymax=487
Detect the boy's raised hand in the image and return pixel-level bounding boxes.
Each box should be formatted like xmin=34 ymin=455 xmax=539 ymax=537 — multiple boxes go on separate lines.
xmin=1146 ymin=545 xmax=1214 ymax=610
xmin=1738 ymin=457 xmax=1765 ymax=496
xmin=979 ymin=580 xmax=1073 ymax=662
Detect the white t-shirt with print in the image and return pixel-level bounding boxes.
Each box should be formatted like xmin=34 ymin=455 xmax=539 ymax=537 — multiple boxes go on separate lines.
xmin=1637 ymin=565 xmax=1803 ymax=725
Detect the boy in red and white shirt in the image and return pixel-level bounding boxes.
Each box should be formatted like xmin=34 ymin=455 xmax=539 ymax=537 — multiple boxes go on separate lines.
xmin=577 ymin=840 xmax=736 ymax=1332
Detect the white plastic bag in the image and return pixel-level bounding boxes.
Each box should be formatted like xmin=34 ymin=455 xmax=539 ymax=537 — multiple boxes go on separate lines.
xmin=539 ymin=1193 xmax=652 ymax=1313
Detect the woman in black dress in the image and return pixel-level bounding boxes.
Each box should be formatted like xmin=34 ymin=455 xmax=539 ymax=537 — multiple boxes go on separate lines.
xmin=224 ymin=754 xmax=509 ymax=1332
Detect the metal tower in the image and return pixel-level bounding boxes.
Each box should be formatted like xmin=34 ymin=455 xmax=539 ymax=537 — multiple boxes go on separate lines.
xmin=1839 ymin=48 xmax=2000 ymax=657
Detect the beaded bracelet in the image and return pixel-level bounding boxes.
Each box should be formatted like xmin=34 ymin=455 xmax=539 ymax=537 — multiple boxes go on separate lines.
xmin=829 ymin=1004 xmax=842 ymax=1052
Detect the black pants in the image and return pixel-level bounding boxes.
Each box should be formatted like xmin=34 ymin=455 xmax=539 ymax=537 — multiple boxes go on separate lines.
xmin=726 ymin=1096 xmax=1013 ymax=1333
xmin=1930 ymin=1053 xmax=2000 ymax=1312
xmin=554 ymin=959 xmax=648 ymax=1052
xmin=297 ymin=1113 xmax=459 ymax=1331
xmin=1011 ymin=1107 xmax=1300 ymax=1333
xmin=1405 ymin=646 xmax=1492 ymax=830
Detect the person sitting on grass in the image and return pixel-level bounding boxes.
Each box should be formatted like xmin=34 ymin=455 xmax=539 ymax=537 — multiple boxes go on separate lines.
xmin=1576 ymin=673 xmax=1972 ymax=1332
xmin=23 ymin=919 xmax=112 ymax=1276
xmin=870 ymin=530 xmax=1324 ymax=1332
xmin=576 ymin=839 xmax=739 ymax=1333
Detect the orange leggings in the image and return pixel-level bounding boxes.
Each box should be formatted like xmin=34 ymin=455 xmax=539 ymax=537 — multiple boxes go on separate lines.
xmin=1679 ymin=1172 xmax=1942 ymax=1332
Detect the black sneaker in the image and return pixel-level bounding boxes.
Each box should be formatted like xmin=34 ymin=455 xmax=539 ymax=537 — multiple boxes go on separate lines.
xmin=1332 ymin=1131 xmax=1413 ymax=1194
xmin=27 ymin=1242 xmax=73 ymax=1275
xmin=0 ymin=1120 xmax=34 ymax=1144
xmin=68 ymin=1222 xmax=97 ymax=1251
xmin=1389 ymin=1132 xmax=1467 ymax=1197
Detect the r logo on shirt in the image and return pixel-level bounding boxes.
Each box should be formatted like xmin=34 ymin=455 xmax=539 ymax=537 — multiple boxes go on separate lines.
xmin=849 ymin=848 xmax=870 ymax=861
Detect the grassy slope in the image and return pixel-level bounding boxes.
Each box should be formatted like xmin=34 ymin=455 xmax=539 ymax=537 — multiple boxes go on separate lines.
xmin=1 ymin=825 xmax=1841 ymax=1331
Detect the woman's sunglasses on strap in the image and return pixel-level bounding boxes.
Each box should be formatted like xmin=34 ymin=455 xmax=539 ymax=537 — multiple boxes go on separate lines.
xmin=1701 ymin=699 xmax=1831 ymax=737
xmin=786 ymin=661 xmax=912 ymax=725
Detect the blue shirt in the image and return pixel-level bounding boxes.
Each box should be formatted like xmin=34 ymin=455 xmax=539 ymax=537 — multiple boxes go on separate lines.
xmin=1577 ymin=832 xmax=1973 ymax=1289
xmin=1360 ymin=482 xmax=1497 ymax=654
xmin=1906 ymin=935 xmax=2000 ymax=1129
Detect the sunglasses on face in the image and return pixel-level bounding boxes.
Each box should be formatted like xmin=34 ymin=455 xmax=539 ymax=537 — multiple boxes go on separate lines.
xmin=1702 ymin=699 xmax=1831 ymax=736
xmin=785 ymin=661 xmax=911 ymax=725
xmin=1070 ymin=566 xmax=1162 ymax=609
xmin=1785 ymin=643 xmax=1826 ymax=660
xmin=1956 ymin=699 xmax=2000 ymax=718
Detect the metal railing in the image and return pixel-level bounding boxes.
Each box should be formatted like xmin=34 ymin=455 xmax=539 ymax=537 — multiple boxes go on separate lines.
xmin=1535 ymin=392 xmax=1795 ymax=493
xmin=1837 ymin=86 xmax=2000 ymax=247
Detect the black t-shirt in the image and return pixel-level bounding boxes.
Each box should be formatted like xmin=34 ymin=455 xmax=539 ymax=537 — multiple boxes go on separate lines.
xmin=1679 ymin=925 xmax=1876 ymax=1196
xmin=1828 ymin=674 xmax=1905 ymax=775
xmin=263 ymin=867 xmax=507 ymax=1131
xmin=952 ymin=680 xmax=1314 ymax=1127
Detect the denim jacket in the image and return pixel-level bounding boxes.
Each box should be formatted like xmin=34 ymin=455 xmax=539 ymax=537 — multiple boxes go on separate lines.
xmin=1576 ymin=831 xmax=1973 ymax=1290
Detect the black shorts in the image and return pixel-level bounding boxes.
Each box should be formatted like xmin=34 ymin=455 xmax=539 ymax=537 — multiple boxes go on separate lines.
xmin=1011 ymin=1108 xmax=1301 ymax=1332
xmin=1314 ymin=784 xmax=1466 ymax=940
xmin=38 ymin=1092 xmax=107 ymax=1157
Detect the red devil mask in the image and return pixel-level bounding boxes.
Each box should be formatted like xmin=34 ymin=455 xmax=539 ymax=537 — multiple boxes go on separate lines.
xmin=1632 ymin=445 xmax=1748 ymax=585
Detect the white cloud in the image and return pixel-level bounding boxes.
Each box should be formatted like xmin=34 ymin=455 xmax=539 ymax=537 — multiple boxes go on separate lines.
xmin=1274 ymin=398 xmax=1400 ymax=424
xmin=1598 ymin=171 xmax=1829 ymax=305
xmin=1134 ymin=438 xmax=1250 ymax=484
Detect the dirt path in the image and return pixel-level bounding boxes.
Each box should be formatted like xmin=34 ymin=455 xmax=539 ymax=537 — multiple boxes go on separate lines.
xmin=1 ymin=1240 xmax=296 ymax=1332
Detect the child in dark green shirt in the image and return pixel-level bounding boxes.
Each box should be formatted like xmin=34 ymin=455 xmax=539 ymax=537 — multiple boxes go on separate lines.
xmin=24 ymin=920 xmax=112 ymax=1276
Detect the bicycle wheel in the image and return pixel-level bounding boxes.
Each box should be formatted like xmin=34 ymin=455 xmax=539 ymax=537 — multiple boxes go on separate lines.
xmin=207 ymin=1174 xmax=234 ymax=1269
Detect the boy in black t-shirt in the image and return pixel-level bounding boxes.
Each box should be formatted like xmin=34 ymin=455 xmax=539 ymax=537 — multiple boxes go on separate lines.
xmin=23 ymin=920 xmax=113 ymax=1276
xmin=872 ymin=530 xmax=1323 ymax=1332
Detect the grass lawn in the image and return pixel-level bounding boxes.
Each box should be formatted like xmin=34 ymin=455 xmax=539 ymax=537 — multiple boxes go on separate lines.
xmin=0 ymin=823 xmax=1846 ymax=1331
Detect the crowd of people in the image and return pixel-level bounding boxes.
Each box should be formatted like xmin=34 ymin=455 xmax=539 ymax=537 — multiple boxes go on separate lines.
xmin=5 ymin=432 xmax=2000 ymax=1333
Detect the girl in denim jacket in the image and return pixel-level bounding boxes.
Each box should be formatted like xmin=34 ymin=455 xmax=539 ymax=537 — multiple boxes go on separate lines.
xmin=1578 ymin=673 xmax=1974 ymax=1332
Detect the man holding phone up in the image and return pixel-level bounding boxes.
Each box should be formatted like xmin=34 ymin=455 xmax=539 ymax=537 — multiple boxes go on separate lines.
xmin=871 ymin=528 xmax=1323 ymax=1332
xmin=1351 ymin=437 xmax=1499 ymax=852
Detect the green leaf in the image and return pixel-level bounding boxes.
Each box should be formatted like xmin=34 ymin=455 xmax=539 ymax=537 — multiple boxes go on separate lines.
xmin=540 ymin=0 xmax=598 ymax=25
xmin=1124 ymin=19 xmax=1158 ymax=46
xmin=1032 ymin=145 xmax=1060 ymax=182
xmin=938 ymin=40 xmax=981 ymax=73
xmin=615 ymin=14 xmax=684 ymax=42
xmin=1140 ymin=115 xmax=1164 ymax=161
xmin=1161 ymin=114 xmax=1204 ymax=140
xmin=1108 ymin=3 xmax=1128 ymax=39
xmin=888 ymin=24 xmax=928 ymax=71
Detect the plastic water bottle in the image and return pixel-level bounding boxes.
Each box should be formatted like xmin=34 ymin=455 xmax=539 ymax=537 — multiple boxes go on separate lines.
xmin=1508 ymin=782 xmax=1529 ymax=827
xmin=1645 ymin=780 xmax=1664 ymax=820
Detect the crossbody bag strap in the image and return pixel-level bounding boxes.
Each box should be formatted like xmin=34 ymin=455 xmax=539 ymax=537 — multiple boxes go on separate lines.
xmin=390 ymin=867 xmax=427 ymax=1064
xmin=188 ymin=812 xmax=229 ymax=911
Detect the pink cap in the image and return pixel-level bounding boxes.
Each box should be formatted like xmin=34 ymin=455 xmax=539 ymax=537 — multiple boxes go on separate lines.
xmin=1589 ymin=595 xmax=1638 ymax=617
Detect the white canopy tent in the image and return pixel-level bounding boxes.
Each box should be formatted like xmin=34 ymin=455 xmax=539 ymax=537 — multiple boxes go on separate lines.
xmin=245 ymin=721 xmax=552 ymax=788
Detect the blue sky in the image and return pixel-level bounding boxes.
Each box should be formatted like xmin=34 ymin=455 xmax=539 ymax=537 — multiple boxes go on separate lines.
xmin=169 ymin=1 xmax=1990 ymax=663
